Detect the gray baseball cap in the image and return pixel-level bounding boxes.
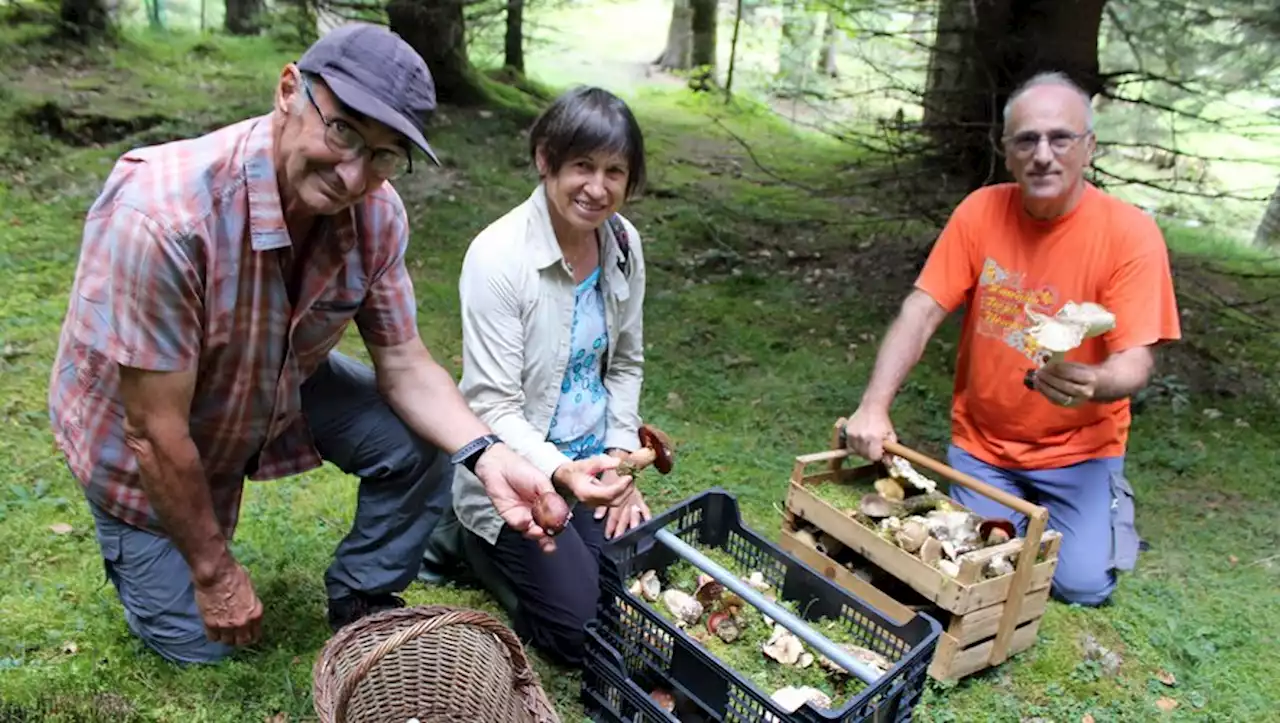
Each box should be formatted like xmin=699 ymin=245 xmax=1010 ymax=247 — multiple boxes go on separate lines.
xmin=298 ymin=22 xmax=441 ymax=166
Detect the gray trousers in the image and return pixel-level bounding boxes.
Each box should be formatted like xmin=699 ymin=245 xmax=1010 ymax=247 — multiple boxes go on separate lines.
xmin=86 ymin=351 xmax=453 ymax=664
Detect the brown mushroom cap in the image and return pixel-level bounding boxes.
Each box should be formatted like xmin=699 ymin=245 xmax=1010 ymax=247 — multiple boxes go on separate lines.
xmin=639 ymin=424 xmax=675 ymax=475
xmin=979 ymin=518 xmax=1016 ymax=544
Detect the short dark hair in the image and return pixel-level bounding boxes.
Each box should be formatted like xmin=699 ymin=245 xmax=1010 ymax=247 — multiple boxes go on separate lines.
xmin=528 ymin=86 xmax=647 ymax=199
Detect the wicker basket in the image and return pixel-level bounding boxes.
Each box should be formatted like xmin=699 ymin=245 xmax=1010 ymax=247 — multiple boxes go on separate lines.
xmin=312 ymin=604 xmax=562 ymax=723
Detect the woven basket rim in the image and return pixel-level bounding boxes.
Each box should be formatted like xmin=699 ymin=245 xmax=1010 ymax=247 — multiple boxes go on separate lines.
xmin=311 ymin=604 xmax=560 ymax=723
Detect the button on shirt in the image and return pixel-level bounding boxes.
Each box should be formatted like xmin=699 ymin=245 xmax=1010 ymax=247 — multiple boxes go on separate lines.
xmin=48 ymin=115 xmax=421 ymax=539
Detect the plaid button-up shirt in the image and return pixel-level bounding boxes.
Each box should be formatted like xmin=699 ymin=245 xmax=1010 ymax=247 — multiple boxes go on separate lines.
xmin=49 ymin=115 xmax=420 ymax=538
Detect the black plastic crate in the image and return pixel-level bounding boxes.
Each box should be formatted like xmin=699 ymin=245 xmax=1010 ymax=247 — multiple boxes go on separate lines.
xmin=594 ymin=488 xmax=942 ymax=723
xmin=582 ymin=619 xmax=711 ymax=723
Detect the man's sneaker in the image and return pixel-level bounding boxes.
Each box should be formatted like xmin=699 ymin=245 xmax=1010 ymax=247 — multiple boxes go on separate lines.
xmin=327 ymin=592 xmax=407 ymax=632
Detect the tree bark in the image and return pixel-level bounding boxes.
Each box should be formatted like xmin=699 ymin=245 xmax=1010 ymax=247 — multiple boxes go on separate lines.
xmin=689 ymin=0 xmax=717 ymax=89
xmin=1256 ymin=177 xmax=1280 ymax=247
xmin=817 ymin=13 xmax=839 ymax=77
xmin=655 ymin=0 xmax=694 ymax=70
xmin=59 ymin=0 xmax=112 ymax=41
xmin=224 ymin=0 xmax=263 ymax=35
xmin=922 ymin=0 xmax=1108 ymax=190
xmin=505 ymin=0 xmax=524 ymax=73
xmin=387 ymin=0 xmax=488 ymax=106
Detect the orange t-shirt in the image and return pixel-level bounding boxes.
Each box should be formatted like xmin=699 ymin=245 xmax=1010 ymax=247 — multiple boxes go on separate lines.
xmin=915 ymin=182 xmax=1182 ymax=470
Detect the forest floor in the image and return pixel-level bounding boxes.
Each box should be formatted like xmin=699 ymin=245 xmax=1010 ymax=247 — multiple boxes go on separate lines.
xmin=1 ymin=7 xmax=1279 ymax=723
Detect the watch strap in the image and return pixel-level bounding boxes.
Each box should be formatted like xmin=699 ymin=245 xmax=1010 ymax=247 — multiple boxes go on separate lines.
xmin=452 ymin=434 xmax=502 ymax=475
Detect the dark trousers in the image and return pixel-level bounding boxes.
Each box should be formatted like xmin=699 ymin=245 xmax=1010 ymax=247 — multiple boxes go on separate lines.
xmin=85 ymin=351 xmax=453 ymax=664
xmin=467 ymin=501 xmax=605 ymax=667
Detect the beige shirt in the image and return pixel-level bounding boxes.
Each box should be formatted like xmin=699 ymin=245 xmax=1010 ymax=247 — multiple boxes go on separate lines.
xmin=451 ymin=184 xmax=647 ymax=544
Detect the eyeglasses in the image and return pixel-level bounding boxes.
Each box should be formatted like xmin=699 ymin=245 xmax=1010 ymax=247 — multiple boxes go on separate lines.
xmin=1003 ymin=130 xmax=1092 ymax=157
xmin=302 ymin=76 xmax=412 ymax=180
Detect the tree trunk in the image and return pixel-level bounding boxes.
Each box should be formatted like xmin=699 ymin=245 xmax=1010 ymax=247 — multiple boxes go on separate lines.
xmin=1256 ymin=177 xmax=1280 ymax=247
xmin=59 ymin=0 xmax=112 ymax=42
xmin=922 ymin=0 xmax=1108 ymax=190
xmin=224 ymin=0 xmax=263 ymax=35
xmin=505 ymin=0 xmax=524 ymax=73
xmin=655 ymin=0 xmax=694 ymax=70
xmin=817 ymin=13 xmax=839 ymax=77
xmin=689 ymin=0 xmax=717 ymax=89
xmin=776 ymin=0 xmax=819 ymax=98
xmin=387 ymin=0 xmax=488 ymax=106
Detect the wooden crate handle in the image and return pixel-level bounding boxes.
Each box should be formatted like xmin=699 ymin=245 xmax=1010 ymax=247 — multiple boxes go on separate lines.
xmin=881 ymin=441 xmax=1046 ymax=521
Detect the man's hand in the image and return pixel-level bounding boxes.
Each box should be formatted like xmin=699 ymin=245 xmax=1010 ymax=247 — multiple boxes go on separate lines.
xmin=192 ymin=550 xmax=263 ymax=647
xmin=843 ymin=405 xmax=898 ymax=462
xmin=474 ymin=443 xmax=565 ymax=552
xmin=1034 ymin=361 xmax=1099 ymax=407
xmin=594 ymin=473 xmax=652 ymax=540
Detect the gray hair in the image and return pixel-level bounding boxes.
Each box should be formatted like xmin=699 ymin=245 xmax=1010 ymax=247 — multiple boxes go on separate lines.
xmin=1002 ymin=71 xmax=1094 ymax=131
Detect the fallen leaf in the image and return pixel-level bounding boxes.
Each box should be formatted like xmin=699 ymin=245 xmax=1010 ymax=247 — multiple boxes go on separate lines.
xmin=61 ymin=641 xmax=78 ymax=654
xmin=264 ymin=713 xmax=288 ymax=723
xmin=1156 ymin=696 xmax=1178 ymax=712
xmin=1081 ymin=715 xmax=1096 ymax=723
xmin=665 ymin=391 xmax=684 ymax=410
xmin=49 ymin=523 xmax=74 ymax=535
xmin=1156 ymin=669 xmax=1177 ymax=686
xmin=1228 ymin=555 xmax=1239 ymax=566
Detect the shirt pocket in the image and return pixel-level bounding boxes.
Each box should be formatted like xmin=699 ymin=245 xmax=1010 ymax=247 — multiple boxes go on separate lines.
xmin=294 ymin=292 xmax=364 ymax=358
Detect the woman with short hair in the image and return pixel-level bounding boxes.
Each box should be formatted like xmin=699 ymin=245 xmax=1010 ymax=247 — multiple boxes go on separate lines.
xmin=450 ymin=86 xmax=652 ymax=666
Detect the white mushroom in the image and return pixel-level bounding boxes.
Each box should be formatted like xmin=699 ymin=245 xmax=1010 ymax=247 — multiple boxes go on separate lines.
xmin=762 ymin=624 xmax=804 ymax=665
xmin=1025 ymin=302 xmax=1116 ymax=365
xmin=885 ymin=455 xmax=938 ymax=493
xmin=662 ymin=589 xmax=703 ymax=627
xmin=770 ymin=685 xmax=832 ymax=713
xmin=639 ymin=569 xmax=661 ymax=602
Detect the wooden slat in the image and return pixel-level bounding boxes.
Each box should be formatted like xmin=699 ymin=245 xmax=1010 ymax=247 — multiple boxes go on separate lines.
xmin=942 ymin=617 xmax=1042 ymax=681
xmin=949 ymin=587 xmax=1050 ymax=647
xmin=785 ymin=483 xmax=961 ymax=608
xmin=779 ymin=528 xmax=917 ymax=626
xmin=954 ymin=559 xmax=1055 ymax=613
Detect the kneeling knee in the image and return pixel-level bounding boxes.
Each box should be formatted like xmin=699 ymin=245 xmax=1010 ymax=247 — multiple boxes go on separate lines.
xmin=1051 ymin=574 xmax=1116 ymax=607
xmin=146 ymin=634 xmax=235 ymax=665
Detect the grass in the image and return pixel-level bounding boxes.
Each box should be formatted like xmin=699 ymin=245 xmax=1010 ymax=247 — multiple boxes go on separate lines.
xmin=1 ymin=5 xmax=1279 ymax=723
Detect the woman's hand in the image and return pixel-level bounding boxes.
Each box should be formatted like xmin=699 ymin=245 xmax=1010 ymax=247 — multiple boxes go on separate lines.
xmin=594 ymin=478 xmax=652 ymax=539
xmin=552 ymin=454 xmax=634 ymax=508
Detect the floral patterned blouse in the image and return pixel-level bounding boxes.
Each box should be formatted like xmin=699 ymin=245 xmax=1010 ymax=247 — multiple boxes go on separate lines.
xmin=547 ymin=266 xmax=609 ymax=460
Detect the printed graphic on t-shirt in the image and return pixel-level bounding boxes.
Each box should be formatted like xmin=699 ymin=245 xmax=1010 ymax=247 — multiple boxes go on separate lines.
xmin=975 ymin=257 xmax=1059 ymax=361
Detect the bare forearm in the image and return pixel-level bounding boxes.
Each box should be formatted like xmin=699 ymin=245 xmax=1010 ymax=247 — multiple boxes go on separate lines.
xmin=127 ymin=433 xmax=227 ymax=584
xmin=1093 ymin=348 xmax=1154 ymax=402
xmin=382 ymin=360 xmax=491 ymax=454
xmin=860 ymin=292 xmax=946 ymax=411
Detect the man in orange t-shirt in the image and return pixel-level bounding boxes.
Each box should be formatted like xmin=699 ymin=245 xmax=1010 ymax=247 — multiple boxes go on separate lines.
xmin=843 ymin=71 xmax=1181 ymax=606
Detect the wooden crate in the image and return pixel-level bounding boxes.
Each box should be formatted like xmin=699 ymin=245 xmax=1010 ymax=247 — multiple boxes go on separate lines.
xmin=779 ymin=424 xmax=1062 ymax=682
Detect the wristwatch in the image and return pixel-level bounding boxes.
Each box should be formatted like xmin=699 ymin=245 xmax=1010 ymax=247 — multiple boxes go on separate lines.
xmin=452 ymin=434 xmax=502 ymax=475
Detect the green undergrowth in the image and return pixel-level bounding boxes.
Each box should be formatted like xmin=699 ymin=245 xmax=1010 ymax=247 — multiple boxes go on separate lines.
xmin=1 ymin=17 xmax=1278 ymax=723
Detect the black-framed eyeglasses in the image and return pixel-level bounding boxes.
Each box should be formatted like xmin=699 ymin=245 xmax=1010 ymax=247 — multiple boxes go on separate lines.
xmin=302 ymin=75 xmax=413 ymax=180
xmin=1003 ymin=129 xmax=1092 ymax=157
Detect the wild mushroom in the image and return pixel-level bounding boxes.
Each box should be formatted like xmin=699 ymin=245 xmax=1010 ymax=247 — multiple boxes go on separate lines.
xmin=532 ymin=492 xmax=570 ymax=536
xmin=858 ymin=493 xmax=905 ymax=519
xmin=874 ymin=478 xmax=905 ymax=502
xmin=817 ymin=644 xmax=894 ymax=677
xmin=885 ymin=454 xmax=938 ymax=494
xmin=662 ymin=589 xmax=703 ymax=627
xmin=613 ymin=424 xmax=676 ymax=477
xmin=979 ymin=518 xmax=1017 ymax=546
xmin=762 ymin=625 xmax=804 ymax=666
xmin=695 ymin=578 xmax=725 ymax=607
xmin=638 ymin=569 xmax=661 ymax=602
xmin=894 ymin=517 xmax=930 ymax=553
xmin=649 ymin=688 xmax=676 ymax=713
xmin=707 ymin=611 xmax=740 ymax=643
xmin=1024 ymin=301 xmax=1116 ymax=366
xmin=770 ymin=686 xmax=831 ymax=713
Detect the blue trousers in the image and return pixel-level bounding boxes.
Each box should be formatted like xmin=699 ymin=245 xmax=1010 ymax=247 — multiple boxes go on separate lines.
xmin=946 ymin=445 xmax=1140 ymax=607
xmin=85 ymin=351 xmax=454 ymax=664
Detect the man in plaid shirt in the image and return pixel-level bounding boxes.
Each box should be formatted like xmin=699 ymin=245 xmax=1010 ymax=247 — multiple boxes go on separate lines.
xmin=48 ymin=24 xmax=632 ymax=665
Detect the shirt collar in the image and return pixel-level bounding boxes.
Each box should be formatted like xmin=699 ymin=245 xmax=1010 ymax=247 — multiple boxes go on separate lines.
xmin=527 ymin=183 xmax=564 ymax=270
xmin=242 ymin=114 xmax=359 ymax=254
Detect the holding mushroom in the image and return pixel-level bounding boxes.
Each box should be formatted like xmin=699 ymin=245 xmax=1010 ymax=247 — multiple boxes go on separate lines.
xmin=445 ymin=87 xmax=664 ymax=669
